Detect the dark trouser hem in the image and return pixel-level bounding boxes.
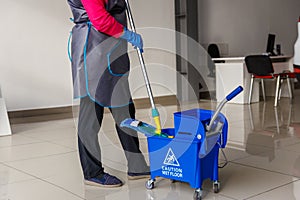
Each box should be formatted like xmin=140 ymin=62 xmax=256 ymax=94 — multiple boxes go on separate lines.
xmin=78 ymin=136 xmax=104 ymax=179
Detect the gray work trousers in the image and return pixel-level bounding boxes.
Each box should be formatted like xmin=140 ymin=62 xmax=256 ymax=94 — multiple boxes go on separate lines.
xmin=77 ymin=97 xmax=149 ymax=179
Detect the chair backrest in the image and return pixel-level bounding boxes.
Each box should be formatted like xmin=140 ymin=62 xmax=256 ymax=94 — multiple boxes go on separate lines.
xmin=208 ymin=43 xmax=221 ymax=58
xmin=245 ymin=55 xmax=274 ymax=75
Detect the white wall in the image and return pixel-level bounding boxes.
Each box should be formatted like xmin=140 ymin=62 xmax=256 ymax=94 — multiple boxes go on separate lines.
xmin=0 ymin=1 xmax=73 ymax=111
xmin=199 ymin=0 xmax=300 ymax=57
xmin=4 ymin=0 xmax=297 ymax=111
xmin=127 ymin=0 xmax=176 ymax=99
xmin=0 ymin=0 xmax=176 ymax=111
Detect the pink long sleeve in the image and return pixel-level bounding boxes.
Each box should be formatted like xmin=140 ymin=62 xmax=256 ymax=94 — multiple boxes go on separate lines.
xmin=81 ymin=0 xmax=124 ymax=37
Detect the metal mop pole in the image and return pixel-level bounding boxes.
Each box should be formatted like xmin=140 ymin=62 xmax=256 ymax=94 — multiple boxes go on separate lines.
xmin=124 ymin=0 xmax=162 ymax=134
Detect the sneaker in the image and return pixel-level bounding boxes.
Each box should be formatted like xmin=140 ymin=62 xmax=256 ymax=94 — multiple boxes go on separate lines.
xmin=127 ymin=172 xmax=150 ymax=180
xmin=84 ymin=173 xmax=123 ymax=188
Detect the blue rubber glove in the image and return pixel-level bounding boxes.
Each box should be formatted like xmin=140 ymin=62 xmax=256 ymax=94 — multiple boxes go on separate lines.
xmin=120 ymin=27 xmax=143 ymax=52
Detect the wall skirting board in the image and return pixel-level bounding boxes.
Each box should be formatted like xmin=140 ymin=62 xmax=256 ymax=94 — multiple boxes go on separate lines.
xmin=8 ymin=95 xmax=178 ymax=124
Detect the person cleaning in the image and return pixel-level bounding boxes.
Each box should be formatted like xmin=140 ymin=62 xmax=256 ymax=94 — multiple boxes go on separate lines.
xmin=67 ymin=0 xmax=149 ymax=187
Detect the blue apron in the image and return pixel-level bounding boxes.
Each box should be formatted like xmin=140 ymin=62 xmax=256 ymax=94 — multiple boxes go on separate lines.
xmin=68 ymin=0 xmax=132 ymax=107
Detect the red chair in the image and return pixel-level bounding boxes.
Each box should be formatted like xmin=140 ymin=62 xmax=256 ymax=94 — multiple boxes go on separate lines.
xmin=245 ymin=55 xmax=295 ymax=107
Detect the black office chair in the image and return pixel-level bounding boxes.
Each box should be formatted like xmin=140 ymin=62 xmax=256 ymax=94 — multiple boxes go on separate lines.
xmin=245 ymin=55 xmax=294 ymax=106
xmin=207 ymin=44 xmax=224 ymax=77
xmin=245 ymin=55 xmax=278 ymax=105
xmin=208 ymin=44 xmax=223 ymax=61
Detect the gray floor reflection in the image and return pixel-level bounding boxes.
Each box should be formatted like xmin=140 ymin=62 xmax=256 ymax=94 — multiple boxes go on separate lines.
xmin=4 ymin=88 xmax=300 ymax=200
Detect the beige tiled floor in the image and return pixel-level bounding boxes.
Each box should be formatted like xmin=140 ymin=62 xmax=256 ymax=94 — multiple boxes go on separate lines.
xmin=1 ymin=90 xmax=300 ymax=200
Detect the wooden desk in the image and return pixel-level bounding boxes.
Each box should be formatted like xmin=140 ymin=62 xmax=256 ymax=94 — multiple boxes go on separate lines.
xmin=213 ymin=55 xmax=293 ymax=104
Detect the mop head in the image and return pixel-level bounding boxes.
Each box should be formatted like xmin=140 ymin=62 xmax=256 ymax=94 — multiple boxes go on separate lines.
xmin=120 ymin=118 xmax=172 ymax=138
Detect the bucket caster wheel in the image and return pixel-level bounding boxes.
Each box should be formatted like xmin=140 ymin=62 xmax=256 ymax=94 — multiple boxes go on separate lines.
xmin=194 ymin=189 xmax=202 ymax=200
xmin=145 ymin=179 xmax=155 ymax=190
xmin=213 ymin=181 xmax=220 ymax=193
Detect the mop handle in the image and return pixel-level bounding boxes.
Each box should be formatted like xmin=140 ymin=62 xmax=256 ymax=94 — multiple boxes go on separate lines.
xmin=207 ymin=86 xmax=243 ymax=131
xmin=124 ymin=0 xmax=156 ymax=110
xmin=124 ymin=0 xmax=162 ymax=134
xmin=226 ymin=86 xmax=243 ymax=101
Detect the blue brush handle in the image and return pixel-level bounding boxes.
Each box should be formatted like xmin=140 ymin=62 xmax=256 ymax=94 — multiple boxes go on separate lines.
xmin=226 ymin=86 xmax=243 ymax=101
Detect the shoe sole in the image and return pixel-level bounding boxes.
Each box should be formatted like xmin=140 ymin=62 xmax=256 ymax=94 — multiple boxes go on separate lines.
xmin=84 ymin=180 xmax=122 ymax=188
xmin=127 ymin=175 xmax=150 ymax=180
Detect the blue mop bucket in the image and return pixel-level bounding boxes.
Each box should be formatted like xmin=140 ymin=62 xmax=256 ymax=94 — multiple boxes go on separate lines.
xmin=147 ymin=109 xmax=228 ymax=189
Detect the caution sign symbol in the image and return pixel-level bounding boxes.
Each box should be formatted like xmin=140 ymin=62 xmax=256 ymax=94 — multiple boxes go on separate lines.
xmin=163 ymin=148 xmax=180 ymax=166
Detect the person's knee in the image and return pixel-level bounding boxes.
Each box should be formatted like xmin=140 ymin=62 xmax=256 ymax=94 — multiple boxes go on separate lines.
xmin=111 ymin=106 xmax=132 ymax=125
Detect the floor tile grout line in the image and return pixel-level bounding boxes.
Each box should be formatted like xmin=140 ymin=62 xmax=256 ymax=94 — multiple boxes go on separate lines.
xmin=226 ymin=141 xmax=275 ymax=151
xmin=0 ymin=141 xmax=46 ymax=149
xmin=218 ymin=193 xmax=240 ymax=200
xmin=243 ymin=179 xmax=300 ymax=200
xmin=19 ymin=131 xmax=76 ymax=140
xmin=3 ymin=150 xmax=77 ymax=164
xmin=45 ymin=140 xmax=77 ymax=151
xmin=228 ymin=145 xmax=300 ymax=164
xmin=201 ymin=189 xmax=239 ymax=200
xmin=275 ymin=147 xmax=300 ymax=154
xmin=230 ymin=161 xmax=300 ymax=179
xmin=17 ymin=133 xmax=76 ymax=143
xmin=0 ymin=134 xmax=77 ymax=150
xmin=11 ymin=127 xmax=77 ymax=136
xmin=1 ymin=162 xmax=86 ymax=200
xmin=0 ymin=177 xmax=38 ymax=186
xmin=226 ymin=154 xmax=254 ymax=163
xmin=225 ymin=143 xmax=300 ymax=163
